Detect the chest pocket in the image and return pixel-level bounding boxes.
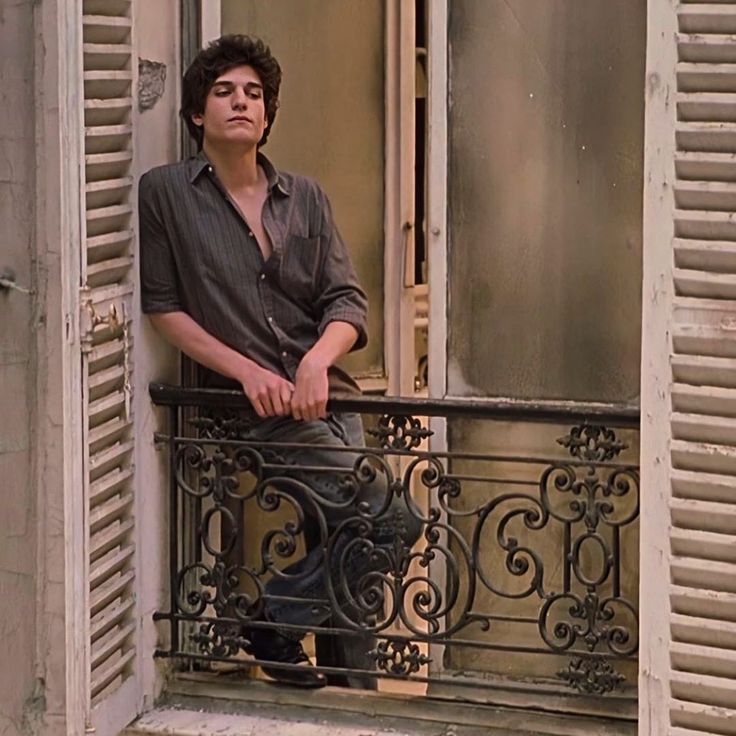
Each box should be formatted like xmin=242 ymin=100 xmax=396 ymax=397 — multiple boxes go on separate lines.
xmin=280 ymin=235 xmax=322 ymax=303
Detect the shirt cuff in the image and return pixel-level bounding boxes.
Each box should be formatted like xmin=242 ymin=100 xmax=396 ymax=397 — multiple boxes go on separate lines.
xmin=319 ymin=310 xmax=368 ymax=351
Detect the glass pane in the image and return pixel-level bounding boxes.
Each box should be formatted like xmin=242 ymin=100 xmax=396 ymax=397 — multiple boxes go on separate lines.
xmin=447 ymin=0 xmax=645 ymax=402
xmin=222 ymin=0 xmax=386 ymax=378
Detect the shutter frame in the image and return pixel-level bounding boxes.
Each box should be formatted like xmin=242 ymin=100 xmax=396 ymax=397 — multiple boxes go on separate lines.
xmin=644 ymin=3 xmax=736 ymax=733
xmin=79 ymin=0 xmax=140 ymax=731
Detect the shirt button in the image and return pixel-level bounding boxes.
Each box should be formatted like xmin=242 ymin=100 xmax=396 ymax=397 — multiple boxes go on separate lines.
xmin=268 ymin=316 xmax=274 ymax=323
xmin=248 ymin=230 xmax=254 ymax=238
xmin=260 ymin=273 xmax=266 ymax=280
xmin=281 ymin=351 xmax=288 ymax=357
xmin=207 ymin=165 xmax=212 ymax=172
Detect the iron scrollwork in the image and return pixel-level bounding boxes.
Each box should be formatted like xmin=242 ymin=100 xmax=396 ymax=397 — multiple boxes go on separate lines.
xmin=155 ymin=395 xmax=639 ymax=698
xmin=368 ymin=639 xmax=432 ymax=676
xmin=367 ymin=414 xmax=433 ymax=450
xmin=558 ymin=656 xmax=625 ymax=695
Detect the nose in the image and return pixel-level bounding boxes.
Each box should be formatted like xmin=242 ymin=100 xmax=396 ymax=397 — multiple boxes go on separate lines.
xmin=231 ymin=86 xmax=248 ymax=109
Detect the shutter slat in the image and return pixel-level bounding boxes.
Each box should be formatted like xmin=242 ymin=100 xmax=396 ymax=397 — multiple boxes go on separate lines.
xmin=89 ymin=390 xmax=126 ymax=426
xmin=89 ymin=439 xmax=134 ymax=480
xmin=91 ymin=648 xmax=135 ymax=700
xmin=91 ymin=597 xmax=135 ymax=641
xmin=89 ymin=364 xmax=124 ymax=390
xmin=90 ymin=491 xmax=133 ymax=529
xmin=672 ymin=383 xmax=736 ymax=416
xmin=85 ymin=176 xmax=133 ymax=194
xmin=90 ymin=467 xmax=134 ymax=507
xmin=86 ymin=150 xmax=133 ymax=166
xmin=672 ymin=555 xmax=736 ymax=594
xmin=672 ymin=496 xmax=736 ymax=534
xmin=89 ymin=415 xmax=130 ymax=453
xmin=672 ymin=468 xmax=736 ymax=505
xmin=82 ymin=14 xmax=132 ymax=29
xmin=84 ymin=70 xmax=133 ymax=82
xmin=671 ymin=527 xmax=736 ymax=564
xmin=672 ymin=612 xmax=736 ymax=649
xmin=91 ymin=621 xmax=136 ymax=671
xmin=675 ymin=267 xmax=736 ymax=298
xmin=86 ymin=203 xmax=133 ymax=222
xmin=90 ymin=518 xmax=135 ymax=561
xmin=90 ymin=546 xmax=135 ymax=591
xmin=90 ymin=569 xmax=135 ymax=616
xmin=675 ymin=239 xmax=736 ymax=272
xmin=672 ymin=411 xmax=736 ymax=445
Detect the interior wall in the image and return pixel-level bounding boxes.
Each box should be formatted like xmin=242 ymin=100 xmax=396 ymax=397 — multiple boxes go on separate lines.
xmin=0 ymin=1 xmax=39 ymax=733
xmin=221 ymin=0 xmax=386 ymax=378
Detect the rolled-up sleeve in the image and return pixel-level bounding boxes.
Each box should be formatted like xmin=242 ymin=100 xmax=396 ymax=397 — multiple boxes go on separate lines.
xmin=139 ymin=171 xmax=183 ymax=314
xmin=314 ymin=188 xmax=368 ymax=351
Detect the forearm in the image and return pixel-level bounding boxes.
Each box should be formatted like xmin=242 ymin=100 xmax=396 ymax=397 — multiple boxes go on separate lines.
xmin=304 ymin=320 xmax=359 ymax=369
xmin=148 ymin=311 xmax=257 ymax=383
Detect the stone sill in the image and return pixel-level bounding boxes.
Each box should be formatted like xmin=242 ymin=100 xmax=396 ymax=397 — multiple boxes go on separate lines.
xmin=122 ymin=677 xmax=637 ymax=736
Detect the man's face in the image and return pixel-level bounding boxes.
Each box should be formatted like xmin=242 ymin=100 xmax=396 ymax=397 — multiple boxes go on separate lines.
xmin=192 ymin=64 xmax=268 ymax=149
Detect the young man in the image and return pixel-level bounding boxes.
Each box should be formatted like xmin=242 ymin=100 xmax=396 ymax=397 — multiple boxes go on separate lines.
xmin=139 ymin=35 xmax=420 ymax=689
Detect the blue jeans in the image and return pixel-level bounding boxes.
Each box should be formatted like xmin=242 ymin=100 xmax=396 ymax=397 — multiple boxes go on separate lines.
xmin=242 ymin=412 xmax=422 ymax=686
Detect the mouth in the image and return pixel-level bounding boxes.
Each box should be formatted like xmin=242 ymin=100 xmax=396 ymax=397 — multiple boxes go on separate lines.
xmin=228 ymin=116 xmax=252 ymax=123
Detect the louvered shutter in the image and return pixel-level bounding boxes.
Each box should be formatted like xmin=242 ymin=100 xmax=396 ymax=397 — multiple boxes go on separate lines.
xmin=665 ymin=3 xmax=736 ymax=734
xmin=80 ymin=1 xmax=139 ymax=732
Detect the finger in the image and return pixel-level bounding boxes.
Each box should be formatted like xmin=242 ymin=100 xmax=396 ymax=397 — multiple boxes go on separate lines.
xmin=280 ymin=383 xmax=293 ymax=414
xmin=290 ymin=393 xmax=303 ymax=421
xmin=270 ymin=387 xmax=285 ymax=416
xmin=316 ymin=399 xmax=327 ymax=419
xmin=258 ymin=392 xmax=275 ymax=417
xmin=250 ymin=397 xmax=266 ymax=419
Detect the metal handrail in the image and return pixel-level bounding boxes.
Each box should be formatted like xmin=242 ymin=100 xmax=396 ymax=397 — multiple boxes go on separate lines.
xmin=149 ymin=381 xmax=640 ymax=427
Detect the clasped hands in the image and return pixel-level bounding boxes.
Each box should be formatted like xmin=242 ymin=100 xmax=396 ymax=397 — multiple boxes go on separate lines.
xmin=240 ymin=354 xmax=329 ymax=421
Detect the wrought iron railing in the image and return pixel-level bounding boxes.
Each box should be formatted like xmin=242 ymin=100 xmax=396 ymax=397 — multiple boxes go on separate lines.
xmin=151 ymin=383 xmax=640 ymax=699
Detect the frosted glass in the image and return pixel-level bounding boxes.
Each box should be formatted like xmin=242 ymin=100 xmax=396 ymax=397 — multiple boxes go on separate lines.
xmin=447 ymin=0 xmax=645 ymax=402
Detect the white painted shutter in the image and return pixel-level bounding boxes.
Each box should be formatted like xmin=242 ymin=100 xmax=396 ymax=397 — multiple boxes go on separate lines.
xmin=669 ymin=3 xmax=736 ymax=734
xmin=80 ymin=1 xmax=139 ymax=731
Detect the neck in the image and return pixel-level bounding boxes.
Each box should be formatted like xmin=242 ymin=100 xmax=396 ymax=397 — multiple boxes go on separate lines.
xmin=202 ymin=140 xmax=261 ymax=189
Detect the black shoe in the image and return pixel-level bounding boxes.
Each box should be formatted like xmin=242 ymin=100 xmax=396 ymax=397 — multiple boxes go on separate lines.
xmin=250 ymin=628 xmax=327 ymax=689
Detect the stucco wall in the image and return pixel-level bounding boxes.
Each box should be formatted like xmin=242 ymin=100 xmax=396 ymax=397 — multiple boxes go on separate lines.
xmin=133 ymin=0 xmax=182 ymax=712
xmin=0 ymin=1 xmax=39 ymax=734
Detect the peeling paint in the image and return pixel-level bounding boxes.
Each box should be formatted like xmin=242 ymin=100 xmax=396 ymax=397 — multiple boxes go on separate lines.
xmin=138 ymin=59 xmax=167 ymax=112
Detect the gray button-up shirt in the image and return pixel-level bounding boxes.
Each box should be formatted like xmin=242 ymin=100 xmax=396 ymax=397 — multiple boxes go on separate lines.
xmin=139 ymin=152 xmax=368 ymax=395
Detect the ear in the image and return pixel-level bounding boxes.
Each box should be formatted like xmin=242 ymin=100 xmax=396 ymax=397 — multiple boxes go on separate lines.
xmin=191 ymin=112 xmax=204 ymax=127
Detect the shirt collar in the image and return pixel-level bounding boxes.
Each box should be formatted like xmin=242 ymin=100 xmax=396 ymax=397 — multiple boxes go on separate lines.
xmin=188 ymin=150 xmax=290 ymax=196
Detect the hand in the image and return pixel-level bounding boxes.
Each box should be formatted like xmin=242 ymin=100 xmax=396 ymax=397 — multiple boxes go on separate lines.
xmin=291 ymin=354 xmax=329 ymax=421
xmin=239 ymin=365 xmax=294 ymax=418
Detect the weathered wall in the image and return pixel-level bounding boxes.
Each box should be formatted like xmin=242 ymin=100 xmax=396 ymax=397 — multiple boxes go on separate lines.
xmin=0 ymin=1 xmax=38 ymax=735
xmin=133 ymin=0 xmax=182 ymax=712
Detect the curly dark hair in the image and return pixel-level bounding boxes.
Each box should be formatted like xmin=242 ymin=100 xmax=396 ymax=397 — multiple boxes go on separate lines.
xmin=181 ymin=35 xmax=281 ymax=150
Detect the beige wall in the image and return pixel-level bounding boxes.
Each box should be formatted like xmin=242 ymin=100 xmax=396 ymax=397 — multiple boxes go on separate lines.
xmin=133 ymin=0 xmax=182 ymax=711
xmin=0 ymin=1 xmax=39 ymax=734
xmin=222 ymin=0 xmax=386 ymax=378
